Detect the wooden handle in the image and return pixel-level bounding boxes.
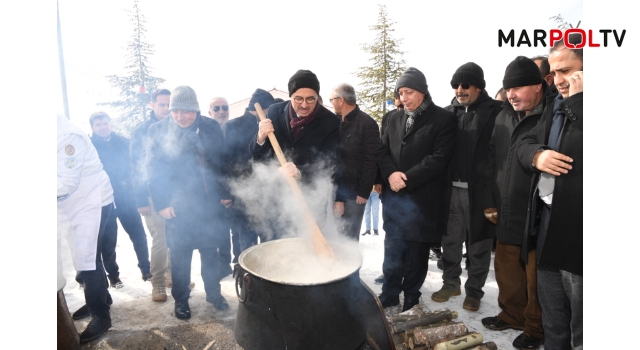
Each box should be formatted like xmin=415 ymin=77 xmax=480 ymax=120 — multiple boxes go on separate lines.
xmin=254 ymin=103 xmax=335 ymax=260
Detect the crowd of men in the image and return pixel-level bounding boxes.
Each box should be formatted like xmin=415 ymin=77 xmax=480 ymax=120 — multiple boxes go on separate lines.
xmin=58 ymin=38 xmax=582 ymax=349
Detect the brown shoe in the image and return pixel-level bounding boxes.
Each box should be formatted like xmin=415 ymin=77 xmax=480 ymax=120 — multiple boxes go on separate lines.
xmin=431 ymin=285 xmax=461 ymax=302
xmin=462 ymin=295 xmax=481 ymax=311
xmin=152 ymin=286 xmax=167 ymax=302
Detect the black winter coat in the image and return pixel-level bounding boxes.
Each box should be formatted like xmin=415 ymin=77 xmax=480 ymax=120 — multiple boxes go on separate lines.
xmin=486 ymin=94 xmax=547 ymax=245
xmin=91 ymin=132 xmax=134 ymax=208
xmin=337 ymin=106 xmax=380 ymax=200
xmin=376 ymin=103 xmax=457 ymax=243
xmin=517 ymin=92 xmax=583 ymax=276
xmin=223 ymin=109 xmax=259 ymax=179
xmin=129 ymin=111 xmax=163 ymax=208
xmin=444 ymin=90 xmax=501 ymax=244
xmin=251 ymin=101 xmax=344 ymax=201
xmin=146 ymin=115 xmax=229 ymax=250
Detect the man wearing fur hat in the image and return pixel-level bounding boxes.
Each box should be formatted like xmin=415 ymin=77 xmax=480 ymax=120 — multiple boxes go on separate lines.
xmin=222 ymin=88 xmax=275 ymax=251
xmin=252 ymin=69 xmax=345 ymax=235
xmin=431 ymin=63 xmax=501 ymax=313
xmin=376 ymin=67 xmax=457 ymax=312
xmin=146 ymin=86 xmax=232 ymax=319
xmin=481 ymin=56 xmax=548 ymax=349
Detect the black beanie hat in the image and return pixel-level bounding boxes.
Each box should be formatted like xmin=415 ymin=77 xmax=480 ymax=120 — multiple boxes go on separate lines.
xmin=503 ymin=56 xmax=543 ymax=90
xmin=395 ymin=67 xmax=428 ymax=96
xmin=248 ymin=88 xmax=275 ymax=111
xmin=451 ymin=62 xmax=486 ymax=90
xmin=288 ymin=69 xmax=320 ymax=97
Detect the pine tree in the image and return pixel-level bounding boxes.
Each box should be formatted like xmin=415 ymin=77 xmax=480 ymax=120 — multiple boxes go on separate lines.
xmin=355 ymin=4 xmax=407 ymax=123
xmin=100 ymin=0 xmax=165 ymax=137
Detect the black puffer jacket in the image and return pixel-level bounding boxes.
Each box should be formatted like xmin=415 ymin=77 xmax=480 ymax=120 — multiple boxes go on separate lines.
xmin=336 ymin=105 xmax=380 ymax=200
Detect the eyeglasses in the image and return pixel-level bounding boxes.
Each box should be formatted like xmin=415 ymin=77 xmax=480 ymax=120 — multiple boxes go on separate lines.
xmin=212 ymin=105 xmax=229 ymax=112
xmin=293 ymin=96 xmax=317 ymax=104
xmin=329 ymin=96 xmax=342 ymax=103
xmin=451 ymin=83 xmax=471 ymax=90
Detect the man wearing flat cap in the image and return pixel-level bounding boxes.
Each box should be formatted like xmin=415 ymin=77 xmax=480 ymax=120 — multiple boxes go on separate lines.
xmin=251 ymin=70 xmax=345 ymax=235
xmin=222 ymin=88 xmax=275 ymax=252
xmin=376 ymin=67 xmax=457 ymax=312
xmin=431 ymin=62 xmax=502 ymax=313
xmin=481 ymin=56 xmax=548 ymax=349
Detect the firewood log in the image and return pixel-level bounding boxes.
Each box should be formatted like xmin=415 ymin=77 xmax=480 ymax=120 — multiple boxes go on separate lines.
xmin=433 ymin=332 xmax=483 ymax=350
xmin=412 ymin=322 xmax=468 ymax=348
xmin=466 ymin=342 xmax=498 ymax=350
xmin=390 ymin=309 xmax=458 ymax=323
xmin=392 ymin=309 xmax=459 ymax=333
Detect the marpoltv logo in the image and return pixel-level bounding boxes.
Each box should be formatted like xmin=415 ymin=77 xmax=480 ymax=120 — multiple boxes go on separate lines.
xmin=498 ymin=29 xmax=626 ymax=48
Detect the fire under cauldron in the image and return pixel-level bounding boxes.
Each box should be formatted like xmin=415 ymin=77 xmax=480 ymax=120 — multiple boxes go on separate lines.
xmin=233 ymin=238 xmax=396 ymax=350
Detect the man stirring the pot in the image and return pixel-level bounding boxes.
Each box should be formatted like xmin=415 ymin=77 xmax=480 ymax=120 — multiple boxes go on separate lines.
xmin=252 ymin=69 xmax=345 ymax=235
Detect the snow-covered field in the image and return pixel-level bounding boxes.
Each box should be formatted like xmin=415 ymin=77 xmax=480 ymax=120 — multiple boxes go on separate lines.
xmin=61 ymin=205 xmax=541 ymax=349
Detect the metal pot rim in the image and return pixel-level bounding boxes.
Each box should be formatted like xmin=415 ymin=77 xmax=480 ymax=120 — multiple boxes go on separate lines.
xmin=237 ymin=238 xmax=363 ymax=286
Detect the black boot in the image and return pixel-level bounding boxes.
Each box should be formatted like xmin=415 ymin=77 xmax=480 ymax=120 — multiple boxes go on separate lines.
xmin=402 ymin=294 xmax=420 ymax=312
xmin=73 ymin=294 xmax=113 ymax=320
xmin=378 ymin=293 xmax=399 ymax=308
xmin=374 ymin=274 xmax=386 ymax=284
xmin=373 ymin=229 xmax=379 ymax=235
xmin=79 ymin=315 xmax=111 ymax=343
xmin=174 ymin=300 xmax=191 ymax=319
xmin=361 ymin=230 xmax=371 ymax=236
xmin=207 ymin=294 xmax=230 ymax=311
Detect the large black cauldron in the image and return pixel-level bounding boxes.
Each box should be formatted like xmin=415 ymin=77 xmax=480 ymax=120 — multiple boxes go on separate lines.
xmin=233 ymin=238 xmax=366 ymax=350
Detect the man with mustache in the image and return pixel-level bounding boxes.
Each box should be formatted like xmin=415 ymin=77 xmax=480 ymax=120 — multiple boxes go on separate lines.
xmin=431 ymin=63 xmax=501 ymax=314
xmin=481 ymin=56 xmax=547 ymax=349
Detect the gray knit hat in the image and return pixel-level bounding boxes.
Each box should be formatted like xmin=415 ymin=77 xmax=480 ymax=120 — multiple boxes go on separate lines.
xmin=395 ymin=67 xmax=428 ymax=96
xmin=169 ymin=86 xmax=200 ymax=112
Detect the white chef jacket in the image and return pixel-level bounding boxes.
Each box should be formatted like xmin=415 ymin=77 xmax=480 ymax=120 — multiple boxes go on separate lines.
xmin=57 ymin=115 xmax=114 ymax=286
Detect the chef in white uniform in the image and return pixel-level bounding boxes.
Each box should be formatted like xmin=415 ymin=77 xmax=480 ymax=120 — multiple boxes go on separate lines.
xmin=57 ymin=114 xmax=114 ymax=343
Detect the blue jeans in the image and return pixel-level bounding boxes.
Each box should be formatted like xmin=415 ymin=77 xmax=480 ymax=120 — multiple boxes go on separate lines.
xmin=363 ymin=192 xmax=380 ymax=231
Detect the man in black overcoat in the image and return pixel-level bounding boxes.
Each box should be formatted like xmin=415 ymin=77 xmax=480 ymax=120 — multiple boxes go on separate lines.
xmin=251 ymin=70 xmax=345 ymax=236
xmin=431 ymin=63 xmax=501 ymax=312
xmin=376 ymin=67 xmax=457 ymax=311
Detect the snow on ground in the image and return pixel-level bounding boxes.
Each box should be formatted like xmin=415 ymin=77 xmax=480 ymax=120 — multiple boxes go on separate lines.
xmin=61 ymin=204 xmax=541 ymax=349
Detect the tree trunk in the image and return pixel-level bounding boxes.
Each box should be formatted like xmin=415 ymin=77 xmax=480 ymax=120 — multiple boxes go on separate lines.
xmin=57 ymin=290 xmax=80 ymax=349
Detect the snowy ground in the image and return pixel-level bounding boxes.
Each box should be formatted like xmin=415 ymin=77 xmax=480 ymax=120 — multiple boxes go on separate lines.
xmin=60 ymin=204 xmax=541 ymax=349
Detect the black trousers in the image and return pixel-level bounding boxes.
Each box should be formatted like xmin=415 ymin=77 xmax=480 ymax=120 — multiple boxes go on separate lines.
xmin=102 ymin=198 xmax=151 ymax=277
xmin=170 ymin=247 xmax=222 ymax=303
xmin=381 ymin=237 xmax=431 ymax=299
xmin=79 ymin=204 xmax=113 ymax=319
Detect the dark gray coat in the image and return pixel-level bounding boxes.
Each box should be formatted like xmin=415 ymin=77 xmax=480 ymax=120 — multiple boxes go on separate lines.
xmin=146 ymin=115 xmax=229 ymax=250
xmin=376 ymin=102 xmax=457 ymax=243
xmin=444 ymin=90 xmax=501 ymax=244
xmin=485 ymin=95 xmax=547 ymax=246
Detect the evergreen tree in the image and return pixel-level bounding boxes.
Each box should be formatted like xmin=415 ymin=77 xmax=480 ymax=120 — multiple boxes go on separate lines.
xmin=100 ymin=0 xmax=165 ymax=136
xmin=355 ymin=4 xmax=406 ymax=123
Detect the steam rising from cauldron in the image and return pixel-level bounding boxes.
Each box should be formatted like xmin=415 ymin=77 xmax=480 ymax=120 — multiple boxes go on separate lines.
xmin=227 ymin=157 xmax=362 ymax=282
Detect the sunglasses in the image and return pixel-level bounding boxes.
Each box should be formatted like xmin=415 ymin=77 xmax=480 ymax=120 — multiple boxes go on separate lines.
xmin=212 ymin=105 xmax=229 ymax=112
xmin=451 ymin=83 xmax=471 ymax=89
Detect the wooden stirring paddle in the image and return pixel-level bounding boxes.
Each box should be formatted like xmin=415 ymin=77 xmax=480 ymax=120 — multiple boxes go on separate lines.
xmin=254 ymin=102 xmax=335 ymax=260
